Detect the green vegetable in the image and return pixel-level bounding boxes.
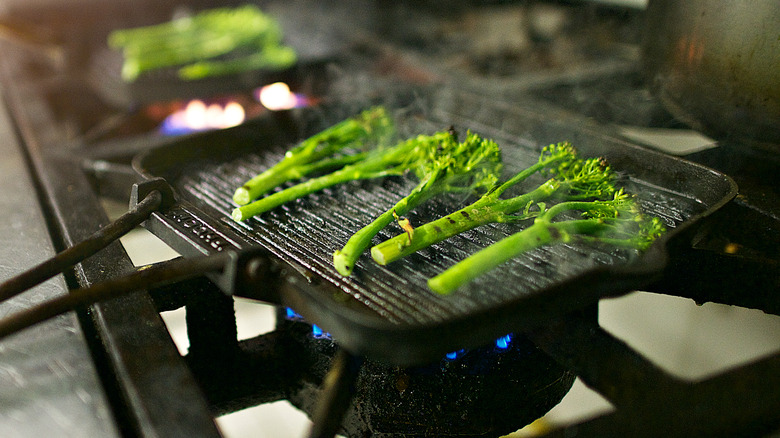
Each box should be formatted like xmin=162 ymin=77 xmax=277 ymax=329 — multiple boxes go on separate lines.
xmin=233 ymin=106 xmax=394 ymax=205
xmin=333 ymin=129 xmax=502 ymax=276
xmin=108 ymin=5 xmax=296 ymax=81
xmin=427 ymin=189 xmax=666 ymax=294
xmin=231 ymin=129 xmax=481 ymax=223
xmin=371 ymin=142 xmax=614 ymax=265
xmin=178 ymin=45 xmax=297 ymax=80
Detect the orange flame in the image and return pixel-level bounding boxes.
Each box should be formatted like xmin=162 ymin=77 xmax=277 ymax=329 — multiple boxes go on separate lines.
xmin=256 ymin=82 xmax=308 ymax=110
xmin=161 ymin=99 xmax=246 ymax=134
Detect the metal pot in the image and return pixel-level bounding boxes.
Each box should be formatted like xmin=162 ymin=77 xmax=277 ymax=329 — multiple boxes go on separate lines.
xmin=641 ymin=0 xmax=780 ymax=146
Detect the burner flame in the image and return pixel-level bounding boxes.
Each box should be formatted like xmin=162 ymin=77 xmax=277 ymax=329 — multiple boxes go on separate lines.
xmin=285 ymin=308 xmax=331 ymax=339
xmin=160 ymin=99 xmax=246 ymax=135
xmin=256 ymin=82 xmax=308 ymax=110
xmin=157 ymin=82 xmax=310 ymax=135
xmin=446 ymin=349 xmax=466 ymax=360
xmin=495 ymin=334 xmax=512 ymax=350
xmin=445 ymin=334 xmax=514 ymax=361
xmin=312 ymin=324 xmax=331 ymax=339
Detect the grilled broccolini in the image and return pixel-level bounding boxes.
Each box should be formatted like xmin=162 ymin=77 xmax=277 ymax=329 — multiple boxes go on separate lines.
xmin=333 ymin=129 xmax=502 ymax=276
xmin=427 ymin=189 xmax=665 ymax=294
xmin=371 ymin=142 xmax=614 ymax=265
xmin=233 ymin=107 xmax=394 ymax=206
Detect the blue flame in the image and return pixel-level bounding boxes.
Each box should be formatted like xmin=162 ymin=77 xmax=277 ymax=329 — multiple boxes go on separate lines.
xmin=445 ymin=349 xmax=466 ymax=360
xmin=444 ymin=333 xmax=515 ymax=361
xmin=285 ymin=307 xmax=330 ymax=339
xmin=311 ymin=324 xmax=331 ymax=339
xmin=495 ymin=334 xmax=512 ymax=350
xmin=285 ymin=307 xmax=302 ymax=320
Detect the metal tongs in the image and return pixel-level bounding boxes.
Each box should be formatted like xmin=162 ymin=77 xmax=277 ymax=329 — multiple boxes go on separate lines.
xmin=0 ymin=178 xmax=278 ymax=339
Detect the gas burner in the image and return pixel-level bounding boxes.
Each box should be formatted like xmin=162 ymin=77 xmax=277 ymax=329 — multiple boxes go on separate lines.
xmin=234 ymin=308 xmax=575 ymax=437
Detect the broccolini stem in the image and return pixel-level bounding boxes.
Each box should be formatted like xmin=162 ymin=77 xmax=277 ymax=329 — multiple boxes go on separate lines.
xmin=333 ymin=208 xmax=398 ymax=276
xmin=427 ymin=219 xmax=609 ymax=294
xmin=493 ymin=161 xmax=553 ymax=197
xmin=233 ymin=166 xmax=306 ymax=207
xmin=232 ymin=164 xmax=393 ymax=221
xmin=108 ymin=5 xmax=295 ymax=81
xmin=121 ymin=33 xmax=271 ymax=80
xmin=294 ymin=152 xmax=369 ymax=175
xmin=334 ymin=176 xmax=437 ymax=276
xmin=370 ymin=178 xmax=561 ymax=265
xmin=109 ymin=6 xmax=269 ymax=47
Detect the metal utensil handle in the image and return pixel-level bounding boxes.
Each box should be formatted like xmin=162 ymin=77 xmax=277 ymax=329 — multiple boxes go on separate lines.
xmin=0 ymin=178 xmax=175 ymax=303
xmin=0 ymin=251 xmax=234 ymax=340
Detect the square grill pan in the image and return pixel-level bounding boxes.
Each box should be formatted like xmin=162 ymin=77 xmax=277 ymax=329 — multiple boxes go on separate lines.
xmin=132 ymin=89 xmax=736 ymax=366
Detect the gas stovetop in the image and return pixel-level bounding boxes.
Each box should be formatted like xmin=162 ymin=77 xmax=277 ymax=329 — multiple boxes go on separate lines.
xmin=0 ymin=1 xmax=778 ymax=437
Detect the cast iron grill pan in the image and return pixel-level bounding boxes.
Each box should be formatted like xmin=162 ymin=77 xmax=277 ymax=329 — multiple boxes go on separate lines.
xmin=133 ymin=90 xmax=736 ymax=365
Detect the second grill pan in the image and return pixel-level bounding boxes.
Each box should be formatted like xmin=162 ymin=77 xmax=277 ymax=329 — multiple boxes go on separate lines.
xmin=133 ymin=89 xmax=736 ymax=366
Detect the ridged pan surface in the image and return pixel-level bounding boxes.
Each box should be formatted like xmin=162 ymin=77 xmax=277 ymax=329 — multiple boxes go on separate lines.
xmin=134 ymin=89 xmax=736 ymax=363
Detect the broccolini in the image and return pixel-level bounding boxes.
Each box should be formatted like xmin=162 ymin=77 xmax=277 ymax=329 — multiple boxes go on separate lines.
xmin=427 ymin=189 xmax=666 ymax=294
xmin=233 ymin=106 xmax=394 ymax=205
xmin=231 ymin=128 xmax=500 ymax=228
xmin=333 ymin=129 xmax=502 ymax=276
xmin=371 ymin=142 xmax=614 ymax=265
